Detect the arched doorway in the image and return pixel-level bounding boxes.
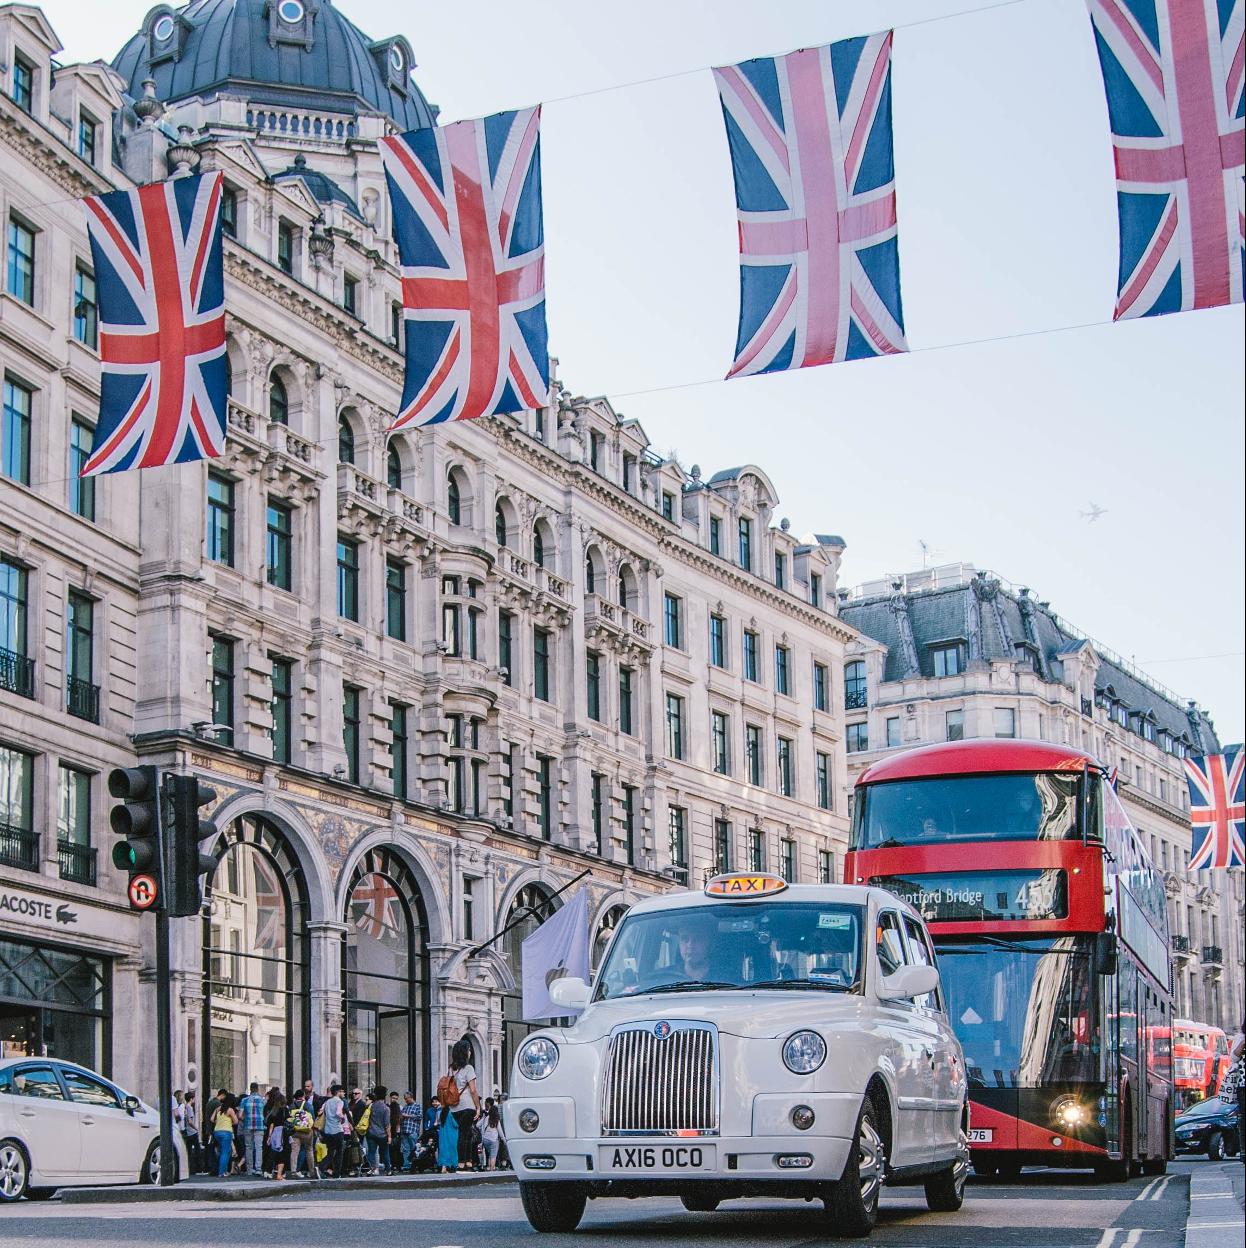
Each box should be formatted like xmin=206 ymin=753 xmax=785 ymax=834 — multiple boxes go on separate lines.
xmin=202 ymin=815 xmax=309 ymax=1094
xmin=593 ymin=904 xmax=628 ymax=972
xmin=342 ymin=848 xmax=429 ymax=1099
xmin=500 ymin=882 xmax=557 ymax=1092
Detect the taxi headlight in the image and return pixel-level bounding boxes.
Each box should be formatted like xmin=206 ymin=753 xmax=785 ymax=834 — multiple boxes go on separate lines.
xmin=782 ymin=1030 xmax=827 ymax=1074
xmin=518 ymin=1036 xmax=559 ymax=1081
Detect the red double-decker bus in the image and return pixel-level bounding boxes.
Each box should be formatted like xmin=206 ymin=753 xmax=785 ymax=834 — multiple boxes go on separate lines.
xmin=845 ymin=739 xmax=1173 ymax=1180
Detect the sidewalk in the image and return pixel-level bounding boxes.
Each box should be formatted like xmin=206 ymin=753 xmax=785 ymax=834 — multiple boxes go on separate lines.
xmin=59 ymin=1169 xmax=517 ymax=1204
xmin=1184 ymin=1160 xmax=1244 ymax=1248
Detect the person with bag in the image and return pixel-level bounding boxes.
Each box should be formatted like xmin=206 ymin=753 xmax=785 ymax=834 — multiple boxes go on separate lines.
xmin=319 ymin=1083 xmax=347 ymax=1177
xmin=287 ymin=1088 xmax=318 ymax=1179
xmin=441 ymin=1039 xmax=482 ymax=1171
xmin=180 ymin=1089 xmax=203 ymax=1175
xmin=363 ymin=1087 xmax=391 ymax=1175
xmin=209 ymin=1089 xmax=238 ymax=1179
xmin=436 ymin=1099 xmax=459 ymax=1173
xmin=265 ymin=1090 xmax=289 ymax=1180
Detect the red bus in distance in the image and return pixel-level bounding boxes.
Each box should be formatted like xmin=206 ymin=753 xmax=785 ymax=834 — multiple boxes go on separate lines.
xmin=845 ymin=739 xmax=1174 ymax=1180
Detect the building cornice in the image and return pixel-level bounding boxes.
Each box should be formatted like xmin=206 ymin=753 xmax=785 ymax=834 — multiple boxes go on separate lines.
xmin=0 ymin=97 xmax=119 ymax=201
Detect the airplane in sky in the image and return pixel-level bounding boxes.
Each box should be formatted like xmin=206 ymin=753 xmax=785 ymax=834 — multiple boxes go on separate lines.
xmin=1079 ymin=503 xmax=1108 ymax=523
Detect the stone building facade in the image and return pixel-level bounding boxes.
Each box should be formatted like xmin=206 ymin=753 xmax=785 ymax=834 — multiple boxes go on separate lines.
xmin=839 ymin=563 xmax=1243 ymax=1033
xmin=0 ymin=2 xmax=854 ymax=1104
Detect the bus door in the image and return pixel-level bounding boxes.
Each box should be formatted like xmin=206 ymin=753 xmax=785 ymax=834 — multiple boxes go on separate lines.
xmin=1116 ymin=962 xmax=1141 ymax=1156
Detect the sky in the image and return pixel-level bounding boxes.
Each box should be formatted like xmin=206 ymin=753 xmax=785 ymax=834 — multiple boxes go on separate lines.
xmin=42 ymin=0 xmax=1245 ymax=740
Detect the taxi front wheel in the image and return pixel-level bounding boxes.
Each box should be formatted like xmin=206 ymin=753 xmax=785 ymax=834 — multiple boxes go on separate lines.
xmin=821 ymin=1098 xmax=885 ymax=1238
xmin=519 ymin=1181 xmax=588 ymax=1233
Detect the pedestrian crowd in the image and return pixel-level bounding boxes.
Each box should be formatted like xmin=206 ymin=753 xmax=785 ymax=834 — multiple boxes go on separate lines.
xmin=170 ymin=1038 xmax=509 ymax=1180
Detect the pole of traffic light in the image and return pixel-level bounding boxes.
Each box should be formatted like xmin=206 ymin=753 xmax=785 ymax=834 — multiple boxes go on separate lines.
xmin=155 ymin=906 xmax=175 ymax=1186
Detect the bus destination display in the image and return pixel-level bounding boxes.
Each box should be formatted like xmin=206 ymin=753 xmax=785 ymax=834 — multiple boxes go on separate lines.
xmin=870 ymin=869 xmax=1069 ymax=922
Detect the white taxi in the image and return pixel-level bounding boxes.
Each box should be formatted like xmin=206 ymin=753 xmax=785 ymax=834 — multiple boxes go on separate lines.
xmin=506 ymin=876 xmax=969 ymax=1237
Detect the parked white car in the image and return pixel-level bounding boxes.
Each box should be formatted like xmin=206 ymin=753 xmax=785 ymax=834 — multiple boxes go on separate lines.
xmin=0 ymin=1058 xmax=179 ymax=1200
xmin=506 ymin=876 xmax=970 ymax=1237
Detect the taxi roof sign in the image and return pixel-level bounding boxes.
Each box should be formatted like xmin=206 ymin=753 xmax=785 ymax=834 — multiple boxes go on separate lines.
xmin=704 ymin=873 xmax=788 ymax=899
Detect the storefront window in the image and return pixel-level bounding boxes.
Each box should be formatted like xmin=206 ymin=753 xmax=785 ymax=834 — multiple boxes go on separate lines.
xmin=501 ymin=884 xmax=556 ymax=1089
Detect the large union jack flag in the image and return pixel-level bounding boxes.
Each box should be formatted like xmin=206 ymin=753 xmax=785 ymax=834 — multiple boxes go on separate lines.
xmin=1088 ymin=0 xmax=1245 ymax=319
xmin=712 ymin=35 xmax=907 ymax=379
xmin=351 ymin=873 xmax=401 ymax=942
xmin=1184 ymin=745 xmax=1245 ymax=869
xmin=380 ymin=108 xmax=548 ymax=428
xmin=80 ymin=172 xmax=227 ymax=475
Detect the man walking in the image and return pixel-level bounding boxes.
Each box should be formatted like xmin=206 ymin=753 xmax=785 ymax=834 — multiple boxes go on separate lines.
xmin=364 ymin=1087 xmax=390 ymax=1175
xmin=238 ymin=1082 xmax=266 ymax=1177
xmin=320 ymin=1083 xmax=347 ymax=1177
xmin=180 ymin=1089 xmax=202 ymax=1174
xmin=398 ymin=1091 xmax=422 ymax=1172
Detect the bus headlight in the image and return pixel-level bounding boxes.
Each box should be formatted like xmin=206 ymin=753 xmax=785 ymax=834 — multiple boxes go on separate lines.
xmin=518 ymin=1037 xmax=559 ymax=1081
xmin=782 ymin=1031 xmax=827 ymax=1074
xmin=1052 ymin=1095 xmax=1088 ymax=1129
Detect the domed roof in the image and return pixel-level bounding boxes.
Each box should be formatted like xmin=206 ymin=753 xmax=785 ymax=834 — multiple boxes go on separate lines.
xmin=112 ymin=0 xmax=435 ymax=132
xmin=273 ymin=153 xmax=362 ymax=217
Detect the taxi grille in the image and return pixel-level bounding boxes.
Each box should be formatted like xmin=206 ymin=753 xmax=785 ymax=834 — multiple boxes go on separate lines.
xmin=600 ymin=1023 xmax=718 ymax=1135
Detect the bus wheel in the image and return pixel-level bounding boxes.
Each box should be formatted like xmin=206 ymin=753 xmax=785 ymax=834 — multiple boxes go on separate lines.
xmin=1207 ymin=1132 xmax=1225 ymax=1162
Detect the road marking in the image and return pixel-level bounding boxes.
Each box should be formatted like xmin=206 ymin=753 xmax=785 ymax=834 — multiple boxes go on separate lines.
xmin=1137 ymin=1178 xmax=1160 ymax=1201
xmin=1092 ymin=1229 xmax=1122 ymax=1248
xmin=1144 ymin=1175 xmax=1172 ymax=1201
xmin=1186 ymin=1221 xmax=1246 ymax=1229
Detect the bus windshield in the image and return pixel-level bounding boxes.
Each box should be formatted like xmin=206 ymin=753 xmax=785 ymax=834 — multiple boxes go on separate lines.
xmin=593 ymin=902 xmax=864 ymax=1001
xmin=936 ymin=936 xmax=1097 ymax=1087
xmin=853 ymin=772 xmax=1081 ymax=849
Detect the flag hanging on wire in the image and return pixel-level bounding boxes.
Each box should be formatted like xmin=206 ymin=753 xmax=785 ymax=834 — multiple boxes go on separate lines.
xmin=80 ymin=172 xmax=228 ymax=475
xmin=521 ymin=889 xmax=590 ymax=1021
xmin=712 ymin=34 xmax=907 ymax=379
xmin=1183 ymin=745 xmax=1245 ymax=869
xmin=1086 ymin=0 xmax=1245 ymax=320
xmin=380 ymin=107 xmax=549 ymax=428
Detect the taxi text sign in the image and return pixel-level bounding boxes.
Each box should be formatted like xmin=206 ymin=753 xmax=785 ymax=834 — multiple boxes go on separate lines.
xmin=704 ymin=873 xmax=788 ymax=899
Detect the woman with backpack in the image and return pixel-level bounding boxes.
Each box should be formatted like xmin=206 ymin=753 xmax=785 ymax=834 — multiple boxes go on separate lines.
xmin=436 ymin=1098 xmax=459 ymax=1173
xmin=287 ymin=1089 xmax=318 ymax=1178
xmin=437 ymin=1038 xmax=482 ymax=1172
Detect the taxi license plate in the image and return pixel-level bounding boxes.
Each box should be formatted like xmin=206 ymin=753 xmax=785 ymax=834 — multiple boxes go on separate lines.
xmin=967 ymin=1128 xmax=993 ymax=1143
xmin=599 ymin=1144 xmax=716 ymax=1173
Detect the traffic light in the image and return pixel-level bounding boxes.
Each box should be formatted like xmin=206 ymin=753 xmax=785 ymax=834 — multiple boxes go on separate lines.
xmin=109 ymin=765 xmax=163 ymax=910
xmin=163 ymin=774 xmax=221 ymax=918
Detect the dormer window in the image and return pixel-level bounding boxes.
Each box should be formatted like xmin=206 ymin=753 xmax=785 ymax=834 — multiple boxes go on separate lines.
xmin=147 ymin=8 xmax=188 ymax=64
xmin=370 ymin=35 xmax=414 ymax=95
xmin=930 ymin=642 xmax=964 ymax=677
xmin=266 ymin=0 xmax=316 ymax=50
xmin=11 ymin=55 xmax=34 ymax=112
xmin=152 ymin=14 xmax=175 ymax=41
xmin=77 ymin=113 xmax=98 ymax=166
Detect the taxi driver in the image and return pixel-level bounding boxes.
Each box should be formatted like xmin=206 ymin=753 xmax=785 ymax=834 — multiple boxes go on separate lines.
xmin=673 ymin=914 xmax=715 ymax=982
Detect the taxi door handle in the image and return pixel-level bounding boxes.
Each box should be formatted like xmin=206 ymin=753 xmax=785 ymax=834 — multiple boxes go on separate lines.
xmin=19 ymin=1109 xmax=36 ymax=1118
xmin=82 ymin=1117 xmax=96 ymax=1127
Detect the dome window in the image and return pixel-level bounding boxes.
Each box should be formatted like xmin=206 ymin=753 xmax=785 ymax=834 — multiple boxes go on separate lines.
xmin=146 ymin=6 xmax=188 ymax=65
xmin=265 ymin=0 xmax=317 ymax=51
xmin=389 ymin=45 xmax=404 ymax=73
xmin=277 ymin=0 xmax=305 ymax=22
xmin=152 ymin=15 xmax=175 ymax=41
xmin=370 ymin=37 xmax=414 ymax=96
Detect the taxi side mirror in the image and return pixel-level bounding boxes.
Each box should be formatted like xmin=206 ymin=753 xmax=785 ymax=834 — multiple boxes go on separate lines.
xmin=877 ymin=963 xmax=939 ymax=1002
xmin=123 ymin=1094 xmax=141 ymax=1115
xmin=549 ymin=977 xmax=591 ymax=1011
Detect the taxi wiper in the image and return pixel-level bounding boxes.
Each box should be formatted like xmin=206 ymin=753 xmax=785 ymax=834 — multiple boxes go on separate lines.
xmin=642 ymin=980 xmax=737 ymax=995
xmin=748 ymin=979 xmax=851 ymax=991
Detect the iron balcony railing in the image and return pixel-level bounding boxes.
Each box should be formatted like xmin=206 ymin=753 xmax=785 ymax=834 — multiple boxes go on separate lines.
xmin=600 ymin=1022 xmax=719 ymax=1136
xmin=845 ymin=688 xmax=868 ymax=710
xmin=0 ymin=646 xmax=35 ymax=698
xmin=1171 ymin=934 xmax=1191 ymax=954
xmin=0 ymin=823 xmax=39 ymax=872
xmin=1202 ymin=945 xmax=1223 ymax=966
xmin=66 ymin=676 xmax=100 ymax=723
xmin=57 ymin=840 xmax=97 ymax=887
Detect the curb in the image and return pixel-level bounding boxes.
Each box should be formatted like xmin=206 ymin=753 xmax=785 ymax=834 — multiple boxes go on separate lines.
xmin=57 ymin=1170 xmax=517 ymax=1204
xmin=1184 ymin=1160 xmax=1245 ymax=1248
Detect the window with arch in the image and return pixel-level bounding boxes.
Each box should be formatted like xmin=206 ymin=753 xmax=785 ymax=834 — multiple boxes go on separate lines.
xmin=447 ymin=472 xmax=462 ymax=525
xmin=386 ymin=442 xmax=402 ymax=490
xmin=269 ymin=374 xmax=288 ymax=426
xmin=338 ymin=414 xmax=356 ymax=465
xmin=585 ymin=548 xmax=604 ymax=596
xmin=502 ymin=883 xmax=558 ymax=1078
xmin=495 ymin=500 xmax=509 ymax=547
xmin=617 ymin=564 xmax=636 ymax=611
xmin=532 ymin=522 xmax=551 ymax=569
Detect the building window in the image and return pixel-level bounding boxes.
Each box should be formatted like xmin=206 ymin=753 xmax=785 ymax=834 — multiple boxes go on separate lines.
xmin=386 ymin=443 xmax=402 ymax=490
xmin=210 ymin=635 xmax=235 ymax=735
xmin=460 ymin=875 xmax=476 ymax=941
xmin=265 ymin=499 xmax=293 ymax=590
xmin=994 ymin=707 xmax=1016 ymax=738
xmin=494 ymin=501 xmax=508 ymax=547
xmin=2 ymin=376 xmax=31 ymax=486
xmin=537 ymin=755 xmax=553 ymax=839
xmin=622 ymin=453 xmax=636 ymax=492
xmin=774 ymin=645 xmax=790 ymax=695
xmin=6 ymin=217 xmax=34 ymax=305
xmin=220 ymin=184 xmax=238 ymax=238
xmin=206 ymin=472 xmax=235 ymax=566
xmin=844 ymin=660 xmax=867 ymax=709
xmin=618 ymin=667 xmax=634 ymax=736
xmin=77 ymin=112 xmax=97 ymax=164
xmin=385 ymin=559 xmax=406 ymax=641
xmin=337 ymin=414 xmax=355 ymax=464
xmin=11 ymin=56 xmax=34 ymax=112
xmin=336 ymin=537 xmax=359 ymax=620
xmin=447 ymin=474 xmax=461 ymax=525
xmin=746 ymin=723 xmax=762 ymax=785
xmin=73 ymin=265 xmax=97 ymax=348
xmin=709 ymin=613 xmax=726 ymax=668
xmin=945 ymin=709 xmax=964 ymax=741
xmin=714 ymin=819 xmax=731 ymax=874
xmin=743 ymin=629 xmax=759 ymax=682
xmin=498 ymin=609 xmax=514 ymax=684
xmin=885 ymin=716 xmax=901 ymax=748
xmin=748 ymin=828 xmax=764 ymax=872
xmin=818 ymin=848 xmax=834 ymax=884
xmin=0 ymin=559 xmax=32 ymax=699
xmin=65 ymin=591 xmax=98 ymax=723
xmin=389 ymin=702 xmax=408 ymax=799
xmin=591 ymin=772 xmax=606 ymax=854
xmin=69 ymin=418 xmax=96 ymax=520
xmin=270 ymin=656 xmax=292 ymax=764
xmin=668 ymin=806 xmax=687 ymax=868
xmin=711 ymin=710 xmax=730 ymax=775
xmin=709 ymin=515 xmax=722 ymax=556
xmin=585 ymin=553 xmax=598 ymax=596
xmin=737 ymin=517 xmax=753 ymax=571
xmin=268 ymin=375 xmax=288 ymax=425
xmin=532 ymin=526 xmax=545 ymax=568
xmin=57 ymin=764 xmax=94 ymax=885
xmin=277 ymin=220 xmax=294 ymax=274
xmin=622 ymin=785 xmax=637 ymax=865
xmin=813 ymin=662 xmax=829 ymax=712
xmin=816 ymin=751 xmax=832 ymax=810
xmin=777 ymin=736 xmax=793 ymax=797
xmin=665 ymin=692 xmax=685 ymax=760
xmin=502 ymin=744 xmax=517 ymax=817
xmin=661 ymin=491 xmax=675 ymax=521
xmin=586 ymin=652 xmax=602 ymax=722
xmin=846 ymin=722 xmax=869 ymax=753
xmin=931 ymin=643 xmax=963 ymax=677
xmin=589 ymin=430 xmax=604 ymax=473
xmin=343 ymin=273 xmax=359 ymax=316
xmin=390 ymin=300 xmax=402 ymax=346
xmin=0 ymin=745 xmax=35 ymax=871
xmin=774 ymin=552 xmax=786 ymax=590
xmin=810 ymin=573 xmax=823 ymax=608
xmin=533 ymin=627 xmax=551 ymax=701
xmin=663 ymin=592 xmax=682 ymax=649
xmin=780 ymin=838 xmax=796 ymax=883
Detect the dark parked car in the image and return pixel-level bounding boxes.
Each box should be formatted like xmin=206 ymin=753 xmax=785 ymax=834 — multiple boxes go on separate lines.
xmin=1175 ymin=1096 xmax=1240 ymax=1160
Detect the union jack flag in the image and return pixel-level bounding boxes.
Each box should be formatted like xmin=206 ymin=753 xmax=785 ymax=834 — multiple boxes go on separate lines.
xmin=80 ymin=172 xmax=227 ymax=475
xmin=1087 ymin=0 xmax=1245 ymax=319
xmin=251 ymin=853 xmax=285 ymax=951
xmin=351 ymin=873 xmax=401 ymax=941
xmin=380 ymin=108 xmax=548 ymax=428
xmin=1184 ymin=745 xmax=1245 ymax=869
xmin=712 ymin=35 xmax=907 ymax=379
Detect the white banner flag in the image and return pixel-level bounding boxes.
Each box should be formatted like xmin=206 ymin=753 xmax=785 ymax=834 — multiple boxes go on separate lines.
xmin=521 ymin=889 xmax=591 ymax=1021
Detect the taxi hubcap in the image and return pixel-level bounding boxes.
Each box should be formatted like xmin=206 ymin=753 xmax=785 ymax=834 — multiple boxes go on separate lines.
xmin=0 ymin=1145 xmax=25 ymax=1198
xmin=953 ymin=1128 xmax=970 ymax=1193
xmin=148 ymin=1147 xmax=161 ymax=1183
xmin=858 ymin=1119 xmax=885 ymax=1207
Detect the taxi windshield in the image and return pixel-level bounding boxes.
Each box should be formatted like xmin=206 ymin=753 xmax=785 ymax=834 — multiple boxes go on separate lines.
xmin=593 ymin=901 xmax=863 ymax=1001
